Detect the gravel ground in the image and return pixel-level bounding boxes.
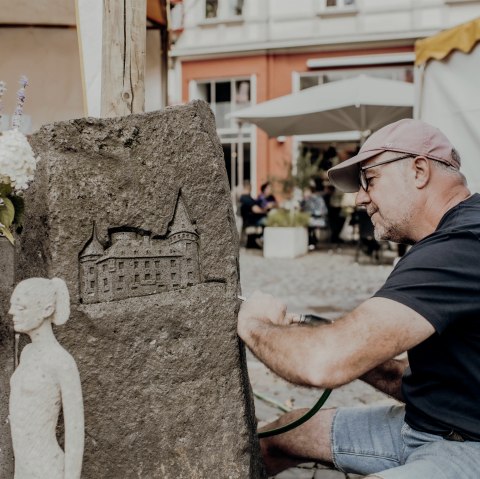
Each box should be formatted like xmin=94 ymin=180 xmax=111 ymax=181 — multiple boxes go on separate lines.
xmin=239 ymin=246 xmax=398 ymax=479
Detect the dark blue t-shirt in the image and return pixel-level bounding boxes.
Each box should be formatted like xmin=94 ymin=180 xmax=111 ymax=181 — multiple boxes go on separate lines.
xmin=374 ymin=193 xmax=480 ymax=440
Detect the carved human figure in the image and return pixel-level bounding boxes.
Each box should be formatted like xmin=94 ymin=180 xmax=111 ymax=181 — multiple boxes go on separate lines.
xmin=9 ymin=278 xmax=84 ymax=479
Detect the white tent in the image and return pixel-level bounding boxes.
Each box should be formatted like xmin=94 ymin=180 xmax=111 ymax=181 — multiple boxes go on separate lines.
xmin=229 ymin=75 xmax=414 ymax=138
xmin=415 ymin=18 xmax=480 ymax=193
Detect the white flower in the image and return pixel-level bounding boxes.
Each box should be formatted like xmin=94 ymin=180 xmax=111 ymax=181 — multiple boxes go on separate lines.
xmin=0 ymin=129 xmax=37 ymax=192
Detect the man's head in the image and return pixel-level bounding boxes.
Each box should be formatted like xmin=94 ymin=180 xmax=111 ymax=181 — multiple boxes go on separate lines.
xmin=261 ymin=182 xmax=272 ymax=196
xmin=327 ymin=119 xmax=467 ymax=243
xmin=242 ymin=180 xmax=252 ymax=194
xmin=328 ymin=119 xmax=461 ymax=193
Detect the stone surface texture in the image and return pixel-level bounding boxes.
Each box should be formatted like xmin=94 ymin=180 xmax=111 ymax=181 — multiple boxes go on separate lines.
xmin=0 ymin=237 xmax=15 ymax=477
xmin=14 ymin=101 xmax=264 ymax=478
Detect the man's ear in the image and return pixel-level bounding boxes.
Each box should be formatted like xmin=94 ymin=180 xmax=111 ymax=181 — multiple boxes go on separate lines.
xmin=412 ymin=156 xmax=430 ymax=189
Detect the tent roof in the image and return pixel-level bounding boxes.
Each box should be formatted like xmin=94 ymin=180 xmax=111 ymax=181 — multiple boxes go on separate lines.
xmin=415 ymin=17 xmax=480 ymax=66
xmin=0 ymin=0 xmax=166 ymax=26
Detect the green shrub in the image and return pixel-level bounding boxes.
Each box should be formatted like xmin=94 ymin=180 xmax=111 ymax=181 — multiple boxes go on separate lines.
xmin=265 ymin=208 xmax=310 ymax=228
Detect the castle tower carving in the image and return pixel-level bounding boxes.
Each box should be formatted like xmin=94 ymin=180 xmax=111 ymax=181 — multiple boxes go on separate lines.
xmin=79 ymin=192 xmax=201 ymax=304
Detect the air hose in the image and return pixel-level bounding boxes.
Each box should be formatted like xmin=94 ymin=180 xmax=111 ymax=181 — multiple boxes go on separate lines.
xmin=238 ymin=295 xmax=334 ymax=438
xmin=258 ymin=387 xmax=332 ymax=438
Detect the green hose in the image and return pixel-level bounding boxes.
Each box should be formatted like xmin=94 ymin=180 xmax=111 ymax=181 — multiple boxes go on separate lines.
xmin=258 ymin=388 xmax=332 ymax=438
xmin=237 ymin=296 xmax=333 ymax=438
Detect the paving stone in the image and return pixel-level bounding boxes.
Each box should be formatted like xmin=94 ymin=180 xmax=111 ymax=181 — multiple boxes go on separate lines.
xmin=274 ymin=466 xmax=315 ymax=478
xmin=313 ymin=469 xmax=347 ymax=478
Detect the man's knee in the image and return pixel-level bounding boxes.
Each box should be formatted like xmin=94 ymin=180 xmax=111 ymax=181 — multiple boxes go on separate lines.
xmin=259 ymin=408 xmax=336 ymax=476
xmin=259 ymin=408 xmax=336 ymax=462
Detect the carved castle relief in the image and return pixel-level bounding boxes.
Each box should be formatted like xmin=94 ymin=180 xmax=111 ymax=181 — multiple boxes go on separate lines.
xmin=79 ymin=192 xmax=201 ymax=304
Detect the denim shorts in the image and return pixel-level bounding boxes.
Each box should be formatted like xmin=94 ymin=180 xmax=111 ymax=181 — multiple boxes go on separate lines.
xmin=331 ymin=404 xmax=480 ymax=479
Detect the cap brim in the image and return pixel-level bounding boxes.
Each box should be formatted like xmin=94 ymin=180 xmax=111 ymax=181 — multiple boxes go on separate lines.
xmin=327 ymin=149 xmax=384 ymax=192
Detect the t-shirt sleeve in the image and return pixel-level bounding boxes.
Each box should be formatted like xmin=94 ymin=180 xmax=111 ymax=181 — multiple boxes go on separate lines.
xmin=374 ymin=232 xmax=480 ymax=333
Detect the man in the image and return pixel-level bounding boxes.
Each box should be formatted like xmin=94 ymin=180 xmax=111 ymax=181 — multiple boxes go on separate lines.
xmin=257 ymin=182 xmax=278 ymax=212
xmin=238 ymin=119 xmax=480 ymax=478
xmin=238 ymin=180 xmax=268 ymax=248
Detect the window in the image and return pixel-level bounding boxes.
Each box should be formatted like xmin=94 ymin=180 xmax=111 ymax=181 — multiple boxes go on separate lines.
xmin=298 ymin=66 xmax=414 ymax=92
xmin=205 ymin=0 xmax=243 ymax=20
xmin=134 ymin=274 xmax=139 ymax=283
xmin=171 ymin=259 xmax=176 ymax=267
xmin=194 ymin=79 xmax=251 ymax=130
xmin=118 ymin=261 xmax=124 ymax=269
xmin=191 ymin=76 xmax=254 ymax=190
xmin=145 ymin=261 xmax=150 ymax=268
xmin=326 ymin=0 xmax=355 ymax=7
xmin=205 ymin=0 xmax=218 ymax=18
xmin=90 ymin=281 xmax=95 ymax=289
xmin=171 ymin=272 xmax=176 ymax=280
xmin=145 ymin=273 xmax=151 ymax=280
xmin=134 ymin=261 xmax=138 ymax=269
xmin=227 ymin=0 xmax=244 ymax=16
xmin=118 ymin=275 xmax=124 ymax=282
xmin=89 ymin=267 xmax=94 ymax=274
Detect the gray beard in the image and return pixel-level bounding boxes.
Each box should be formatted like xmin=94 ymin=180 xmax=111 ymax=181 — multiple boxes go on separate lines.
xmin=374 ymin=224 xmax=415 ymax=245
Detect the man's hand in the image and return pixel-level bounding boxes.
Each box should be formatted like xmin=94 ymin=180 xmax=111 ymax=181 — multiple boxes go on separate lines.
xmin=237 ymin=291 xmax=305 ymax=341
xmin=239 ymin=290 xmax=286 ymax=322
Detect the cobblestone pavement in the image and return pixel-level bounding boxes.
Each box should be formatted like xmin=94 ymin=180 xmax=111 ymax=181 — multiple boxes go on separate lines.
xmin=239 ymin=246 xmax=398 ymax=479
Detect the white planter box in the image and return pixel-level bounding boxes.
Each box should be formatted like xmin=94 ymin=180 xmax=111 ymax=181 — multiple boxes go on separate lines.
xmin=263 ymin=227 xmax=308 ymax=259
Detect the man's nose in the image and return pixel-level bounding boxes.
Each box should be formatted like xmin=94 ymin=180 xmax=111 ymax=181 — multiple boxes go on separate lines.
xmin=355 ymin=187 xmax=370 ymax=206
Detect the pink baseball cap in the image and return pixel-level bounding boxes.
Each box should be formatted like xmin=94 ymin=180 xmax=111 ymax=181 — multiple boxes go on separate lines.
xmin=327 ymin=119 xmax=461 ymax=192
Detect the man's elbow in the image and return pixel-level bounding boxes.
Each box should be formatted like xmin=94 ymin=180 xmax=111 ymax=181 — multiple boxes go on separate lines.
xmin=305 ymin=359 xmax=354 ymax=390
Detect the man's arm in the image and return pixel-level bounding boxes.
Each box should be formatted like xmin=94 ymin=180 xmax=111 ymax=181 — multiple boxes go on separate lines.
xmin=360 ymin=357 xmax=409 ymax=402
xmin=237 ymin=292 xmax=433 ymax=389
xmin=252 ymin=204 xmax=266 ymax=214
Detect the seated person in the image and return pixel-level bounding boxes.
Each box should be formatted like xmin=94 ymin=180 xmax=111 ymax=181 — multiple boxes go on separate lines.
xmin=239 ymin=181 xmax=267 ymax=248
xmin=257 ymin=182 xmax=278 ymax=212
xmin=239 ymin=181 xmax=267 ymax=228
xmin=301 ymin=186 xmax=328 ymax=248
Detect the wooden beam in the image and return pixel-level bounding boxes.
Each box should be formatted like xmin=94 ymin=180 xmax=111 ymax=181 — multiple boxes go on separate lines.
xmin=101 ymin=0 xmax=147 ymax=117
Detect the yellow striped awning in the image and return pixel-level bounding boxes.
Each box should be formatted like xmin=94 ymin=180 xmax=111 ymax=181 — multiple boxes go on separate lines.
xmin=415 ymin=17 xmax=480 ymax=66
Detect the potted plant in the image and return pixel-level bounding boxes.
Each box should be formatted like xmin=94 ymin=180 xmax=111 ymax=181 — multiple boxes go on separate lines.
xmin=263 ymin=208 xmax=310 ymax=258
xmin=263 ymin=148 xmax=320 ymax=258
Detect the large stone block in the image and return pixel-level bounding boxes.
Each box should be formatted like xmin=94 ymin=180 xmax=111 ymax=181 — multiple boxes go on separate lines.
xmin=14 ymin=101 xmax=264 ymax=478
xmin=0 ymin=237 xmax=15 ymax=477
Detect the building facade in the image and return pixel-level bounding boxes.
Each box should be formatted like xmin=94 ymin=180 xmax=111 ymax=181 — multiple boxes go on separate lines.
xmin=169 ymin=0 xmax=480 ymax=196
xmin=79 ymin=192 xmax=201 ymax=304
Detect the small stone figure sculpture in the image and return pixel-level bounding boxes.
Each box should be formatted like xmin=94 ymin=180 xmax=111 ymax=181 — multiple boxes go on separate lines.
xmin=9 ymin=278 xmax=84 ymax=479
